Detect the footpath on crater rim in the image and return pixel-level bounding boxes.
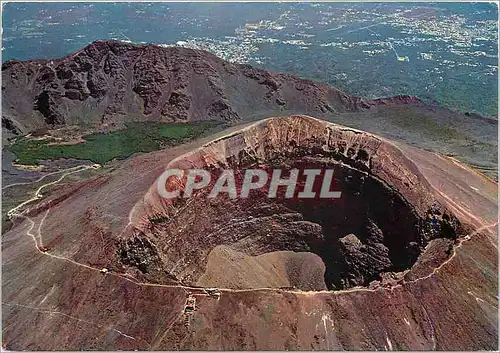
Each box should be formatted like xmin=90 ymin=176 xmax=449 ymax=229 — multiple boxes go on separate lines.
xmin=2 ymin=115 xmax=497 ymax=350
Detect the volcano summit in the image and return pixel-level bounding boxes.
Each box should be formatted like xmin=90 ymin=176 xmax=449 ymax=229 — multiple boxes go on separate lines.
xmin=3 ymin=115 xmax=497 ymax=350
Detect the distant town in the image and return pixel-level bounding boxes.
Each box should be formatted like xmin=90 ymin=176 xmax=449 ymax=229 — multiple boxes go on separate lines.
xmin=3 ymin=2 xmax=498 ymax=116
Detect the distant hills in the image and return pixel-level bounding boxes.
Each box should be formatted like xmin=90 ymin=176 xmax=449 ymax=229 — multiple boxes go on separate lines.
xmin=2 ymin=40 xmax=497 ymax=178
xmin=2 ymin=40 xmax=430 ymax=135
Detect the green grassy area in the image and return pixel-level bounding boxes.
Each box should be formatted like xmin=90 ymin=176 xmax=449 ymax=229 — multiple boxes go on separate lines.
xmin=383 ymin=108 xmax=462 ymax=140
xmin=9 ymin=121 xmax=226 ymax=165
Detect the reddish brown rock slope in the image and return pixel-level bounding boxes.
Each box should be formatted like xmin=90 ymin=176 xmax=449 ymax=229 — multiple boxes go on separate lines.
xmin=2 ymin=116 xmax=497 ymax=350
xmin=2 ymin=40 xmax=425 ymax=135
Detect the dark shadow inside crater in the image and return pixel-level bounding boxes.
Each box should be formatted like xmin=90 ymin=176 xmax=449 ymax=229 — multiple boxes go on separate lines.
xmin=280 ymin=159 xmax=426 ymax=289
xmin=222 ymin=149 xmax=460 ymax=290
xmin=127 ymin=143 xmax=461 ymax=291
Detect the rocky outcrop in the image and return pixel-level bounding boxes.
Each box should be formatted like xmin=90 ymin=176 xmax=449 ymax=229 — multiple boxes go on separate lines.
xmin=370 ymin=95 xmax=422 ymax=106
xmin=125 ymin=116 xmax=469 ymax=290
xmin=2 ymin=40 xmax=427 ymax=134
xmin=2 ymin=115 xmax=497 ymax=350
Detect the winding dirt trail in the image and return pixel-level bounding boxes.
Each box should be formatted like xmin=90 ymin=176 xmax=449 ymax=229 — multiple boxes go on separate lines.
xmin=6 ymin=162 xmax=497 ymax=298
xmin=2 ymin=165 xmax=93 ymax=190
xmin=2 ymin=151 xmax=497 ymax=350
xmin=7 ymin=164 xmax=99 ymax=218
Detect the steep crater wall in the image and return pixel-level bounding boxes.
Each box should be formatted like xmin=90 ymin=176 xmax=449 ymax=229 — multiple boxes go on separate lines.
xmin=121 ymin=116 xmax=467 ymax=291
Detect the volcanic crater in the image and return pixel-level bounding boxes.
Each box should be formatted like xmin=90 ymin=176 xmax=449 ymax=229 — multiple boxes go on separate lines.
xmin=122 ymin=115 xmax=466 ymax=291
xmin=2 ymin=114 xmax=497 ymax=351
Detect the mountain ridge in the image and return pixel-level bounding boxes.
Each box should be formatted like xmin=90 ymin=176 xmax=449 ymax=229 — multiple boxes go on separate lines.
xmin=2 ymin=40 xmax=432 ymax=135
xmin=2 ymin=40 xmax=497 ymax=179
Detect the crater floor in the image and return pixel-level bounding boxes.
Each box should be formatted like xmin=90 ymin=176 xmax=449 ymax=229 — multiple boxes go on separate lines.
xmin=3 ymin=115 xmax=497 ymax=351
xmin=125 ymin=116 xmax=468 ymax=291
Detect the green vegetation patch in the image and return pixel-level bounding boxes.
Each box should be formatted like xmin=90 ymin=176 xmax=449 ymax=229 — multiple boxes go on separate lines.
xmin=9 ymin=121 xmax=226 ymax=165
xmin=382 ymin=107 xmax=462 ymax=140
